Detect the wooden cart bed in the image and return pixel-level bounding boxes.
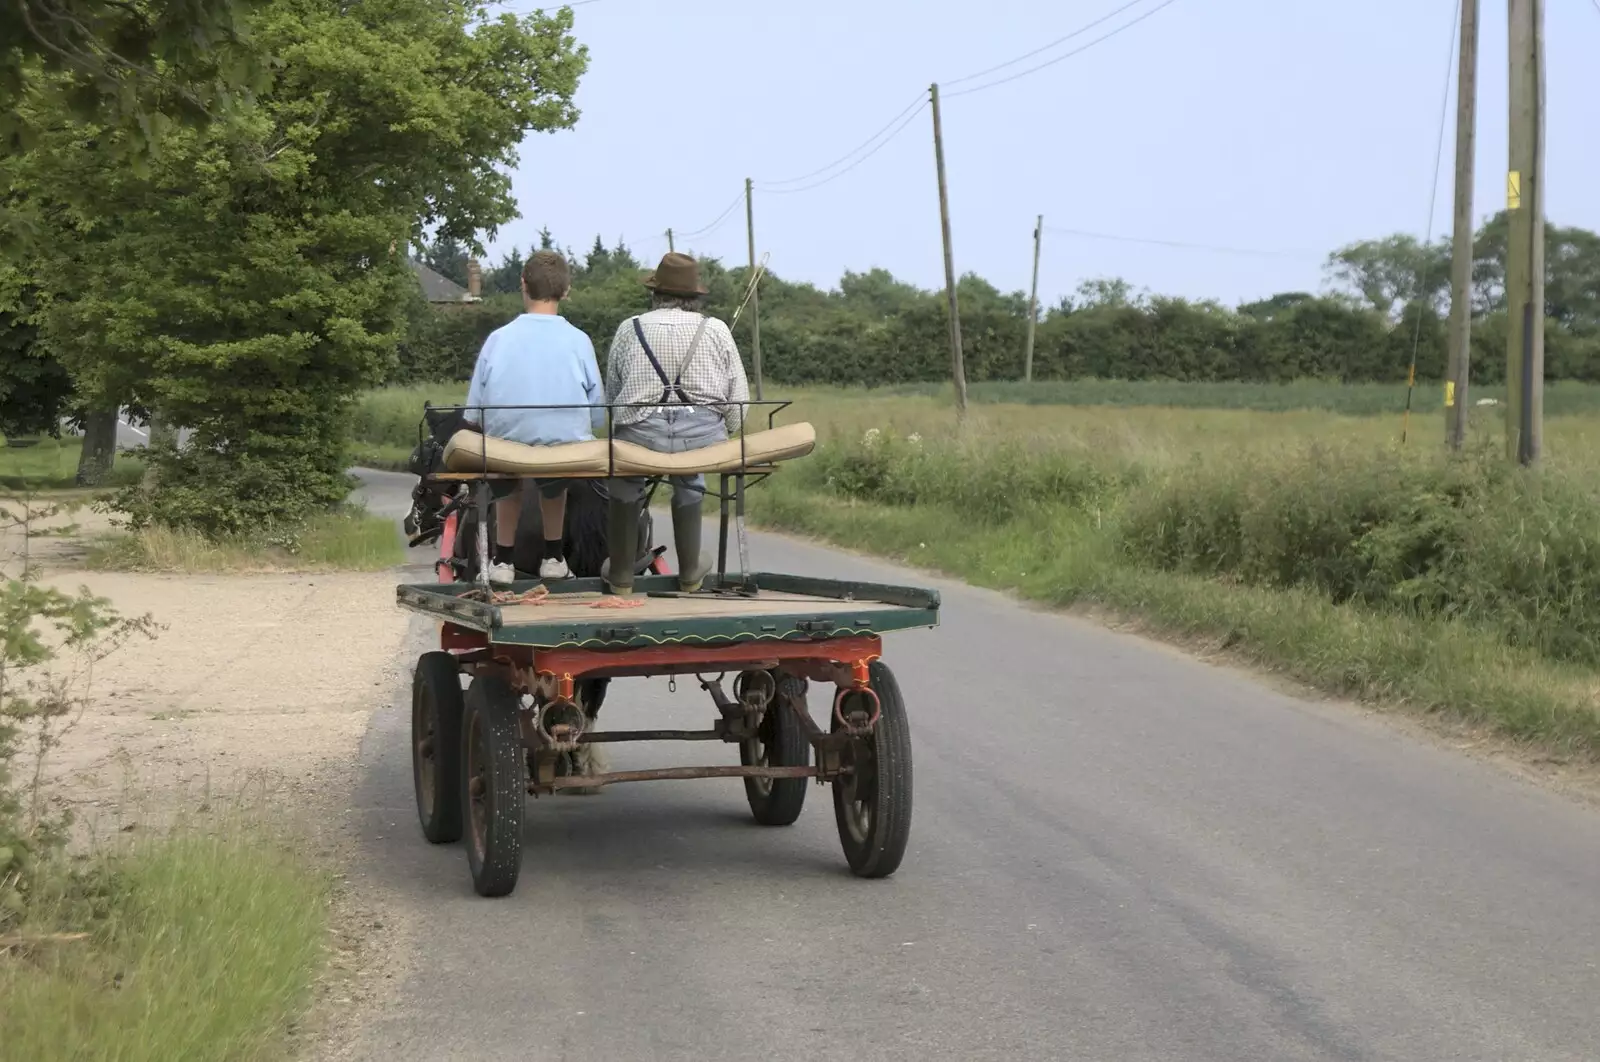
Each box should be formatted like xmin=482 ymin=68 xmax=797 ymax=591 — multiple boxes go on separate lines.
xmin=395 ymin=572 xmax=940 ymax=650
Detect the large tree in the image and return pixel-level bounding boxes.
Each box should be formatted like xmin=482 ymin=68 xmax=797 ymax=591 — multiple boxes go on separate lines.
xmin=1472 ymin=211 xmax=1600 ymax=329
xmin=1324 ymin=234 xmax=1451 ymax=321
xmin=12 ymin=0 xmax=587 ymax=531
xmin=2 ymin=0 xmax=261 ymax=158
xmin=0 ymin=265 xmax=74 ymax=440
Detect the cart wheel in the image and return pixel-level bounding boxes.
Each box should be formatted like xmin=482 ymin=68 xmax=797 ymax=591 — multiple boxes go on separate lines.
xmin=738 ymin=671 xmax=808 ymax=826
xmin=831 ymin=661 xmax=912 ymax=878
xmin=461 ymin=674 xmax=526 ymax=897
xmin=412 ymin=652 xmax=464 ymax=843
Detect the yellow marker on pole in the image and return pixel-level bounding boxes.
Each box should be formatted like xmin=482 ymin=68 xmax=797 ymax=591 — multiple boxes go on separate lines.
xmin=1508 ymin=170 xmax=1522 ymax=210
xmin=1445 ymin=380 xmax=1456 ymax=407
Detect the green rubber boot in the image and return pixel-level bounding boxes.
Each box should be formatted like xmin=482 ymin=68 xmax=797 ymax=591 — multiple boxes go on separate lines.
xmin=601 ymin=496 xmax=639 ymax=595
xmin=672 ymin=500 xmax=711 ymax=593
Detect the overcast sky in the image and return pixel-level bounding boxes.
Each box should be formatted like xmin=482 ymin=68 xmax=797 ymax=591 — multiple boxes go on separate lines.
xmin=482 ymin=0 xmax=1600 ymax=308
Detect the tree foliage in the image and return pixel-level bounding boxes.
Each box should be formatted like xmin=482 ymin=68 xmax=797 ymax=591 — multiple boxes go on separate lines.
xmin=1324 ymin=234 xmax=1450 ymax=321
xmin=396 ymin=217 xmax=1600 ymax=392
xmin=0 ymin=267 xmax=74 ymax=439
xmin=10 ymin=0 xmax=588 ymax=533
xmin=1 ymin=0 xmax=262 ymax=160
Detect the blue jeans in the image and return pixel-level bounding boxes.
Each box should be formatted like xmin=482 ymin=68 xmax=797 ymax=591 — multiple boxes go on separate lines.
xmin=609 ymin=408 xmax=727 ymax=509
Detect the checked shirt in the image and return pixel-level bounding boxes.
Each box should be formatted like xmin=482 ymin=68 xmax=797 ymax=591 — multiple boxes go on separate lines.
xmin=603 ymin=308 xmax=751 ymax=434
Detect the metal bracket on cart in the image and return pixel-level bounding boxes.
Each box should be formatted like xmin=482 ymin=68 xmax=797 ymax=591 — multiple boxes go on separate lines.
xmin=450 ymin=637 xmax=888 ymax=793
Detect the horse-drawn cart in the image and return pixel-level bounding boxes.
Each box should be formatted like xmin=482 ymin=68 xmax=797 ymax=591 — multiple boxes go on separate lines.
xmin=397 ymin=405 xmax=941 ymax=897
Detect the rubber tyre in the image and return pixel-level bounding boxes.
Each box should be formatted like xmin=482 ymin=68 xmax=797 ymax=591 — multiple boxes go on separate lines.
xmin=738 ymin=671 xmax=809 ymax=826
xmin=412 ymin=652 xmax=464 ymax=843
xmin=831 ymin=660 xmax=912 ymax=878
xmin=461 ymin=674 xmax=526 ymax=897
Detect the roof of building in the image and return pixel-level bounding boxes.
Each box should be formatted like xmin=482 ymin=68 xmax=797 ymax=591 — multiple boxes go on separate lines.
xmin=408 ymin=257 xmax=474 ymax=303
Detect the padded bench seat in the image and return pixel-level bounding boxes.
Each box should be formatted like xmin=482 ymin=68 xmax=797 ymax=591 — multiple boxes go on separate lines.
xmin=440 ymin=422 xmax=816 ymax=477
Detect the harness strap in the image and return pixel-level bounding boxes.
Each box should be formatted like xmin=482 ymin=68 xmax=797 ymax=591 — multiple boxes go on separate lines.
xmin=631 ymin=314 xmax=711 ymax=407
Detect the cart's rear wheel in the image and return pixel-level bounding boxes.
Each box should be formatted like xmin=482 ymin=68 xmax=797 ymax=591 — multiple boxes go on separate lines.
xmin=412 ymin=652 xmax=464 ymax=843
xmin=738 ymin=670 xmax=808 ymax=826
xmin=461 ymin=674 xmax=526 ymax=897
xmin=831 ymin=660 xmax=912 ymax=878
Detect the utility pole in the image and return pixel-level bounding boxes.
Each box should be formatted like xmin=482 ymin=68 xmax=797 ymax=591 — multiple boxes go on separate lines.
xmin=929 ymin=83 xmax=968 ymax=418
xmin=666 ymin=228 xmax=675 ymax=252
xmin=1023 ymin=214 xmax=1043 ymax=383
xmin=1505 ymin=0 xmax=1545 ymax=465
xmin=745 ymin=177 xmax=763 ymax=400
xmin=1445 ymin=0 xmax=1478 ymax=451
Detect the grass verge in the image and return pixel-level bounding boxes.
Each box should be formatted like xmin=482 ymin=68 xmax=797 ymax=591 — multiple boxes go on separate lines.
xmin=879 ymin=378 xmax=1600 ymax=415
xmin=751 ymin=478 xmax=1600 ymax=762
xmin=89 ymin=507 xmax=404 ymax=573
xmin=348 ymin=443 xmax=414 ymax=473
xmin=0 ymin=439 xmax=144 ymax=491
xmin=1 ymin=827 xmax=327 ymax=1062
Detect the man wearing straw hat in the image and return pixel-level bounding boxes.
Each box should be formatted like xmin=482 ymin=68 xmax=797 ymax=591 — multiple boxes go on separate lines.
xmin=601 ymin=251 xmax=750 ymax=595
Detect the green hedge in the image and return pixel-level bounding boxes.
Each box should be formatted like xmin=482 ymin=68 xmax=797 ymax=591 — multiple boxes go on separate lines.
xmin=389 ymin=267 xmax=1600 ymax=390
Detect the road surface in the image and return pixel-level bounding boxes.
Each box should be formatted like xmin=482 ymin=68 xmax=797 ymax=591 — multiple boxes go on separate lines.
xmin=341 ymin=469 xmax=1600 ymax=1061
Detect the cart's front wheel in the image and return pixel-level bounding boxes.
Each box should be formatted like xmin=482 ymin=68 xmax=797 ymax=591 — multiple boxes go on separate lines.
xmin=739 ymin=671 xmax=809 ymax=826
xmin=461 ymin=674 xmax=526 ymax=897
xmin=412 ymin=652 xmax=464 ymax=843
xmin=831 ymin=661 xmax=912 ymax=878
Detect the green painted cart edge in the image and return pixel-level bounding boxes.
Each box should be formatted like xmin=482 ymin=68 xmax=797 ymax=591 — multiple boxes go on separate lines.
xmin=395 ymin=572 xmax=941 ymax=651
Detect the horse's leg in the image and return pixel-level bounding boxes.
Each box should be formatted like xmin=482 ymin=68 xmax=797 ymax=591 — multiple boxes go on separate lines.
xmin=562 ymin=678 xmax=606 ymax=796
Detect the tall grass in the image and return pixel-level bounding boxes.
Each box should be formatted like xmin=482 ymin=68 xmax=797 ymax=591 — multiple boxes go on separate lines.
xmin=89 ymin=507 xmax=403 ymax=572
xmin=349 ymin=383 xmax=464 ymax=454
xmin=0 ymin=438 xmax=144 ymax=491
xmin=1 ymin=829 xmax=327 ymax=1062
xmin=348 ymin=385 xmax=466 ymax=470
xmin=876 ymin=378 xmax=1600 ymax=415
xmin=753 ymin=402 xmax=1600 ymax=760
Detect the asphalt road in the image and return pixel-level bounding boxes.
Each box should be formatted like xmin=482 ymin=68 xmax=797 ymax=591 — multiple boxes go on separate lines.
xmin=341 ymin=469 xmax=1600 ymax=1062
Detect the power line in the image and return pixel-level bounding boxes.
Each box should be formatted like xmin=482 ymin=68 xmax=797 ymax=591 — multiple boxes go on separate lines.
xmin=945 ymin=0 xmax=1184 ymax=99
xmin=756 ymin=91 xmax=927 ymax=190
xmin=1042 ymin=225 xmax=1321 ymax=258
xmin=761 ymin=100 xmax=930 ymax=195
xmin=674 ymin=191 xmax=744 ymax=240
xmin=944 ymin=0 xmax=1155 ymax=87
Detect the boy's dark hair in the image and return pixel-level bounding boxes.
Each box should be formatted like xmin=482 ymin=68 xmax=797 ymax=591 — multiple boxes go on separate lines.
xmin=522 ymin=250 xmax=570 ymax=301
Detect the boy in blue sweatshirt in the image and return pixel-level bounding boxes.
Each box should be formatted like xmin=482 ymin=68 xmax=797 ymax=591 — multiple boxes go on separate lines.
xmin=463 ymin=250 xmax=604 ymax=584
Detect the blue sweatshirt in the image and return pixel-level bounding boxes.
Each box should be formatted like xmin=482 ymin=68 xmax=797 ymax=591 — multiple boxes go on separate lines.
xmin=463 ymin=313 xmax=606 ymax=445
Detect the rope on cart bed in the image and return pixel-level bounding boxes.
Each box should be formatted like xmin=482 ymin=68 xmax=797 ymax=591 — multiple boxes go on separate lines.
xmin=458 ymin=583 xmax=646 ymax=609
xmin=459 ymin=584 xmax=552 ymax=605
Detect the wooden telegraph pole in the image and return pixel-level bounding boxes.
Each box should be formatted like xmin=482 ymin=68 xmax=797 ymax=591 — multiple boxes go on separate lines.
xmin=1445 ymin=0 xmax=1478 ymax=451
xmin=1023 ymin=214 xmax=1043 ymax=383
xmin=1505 ymin=0 xmax=1545 ymax=464
xmin=666 ymin=228 xmax=675 ymax=252
xmin=929 ymin=83 xmax=968 ymax=417
xmin=745 ymin=177 xmax=763 ymax=400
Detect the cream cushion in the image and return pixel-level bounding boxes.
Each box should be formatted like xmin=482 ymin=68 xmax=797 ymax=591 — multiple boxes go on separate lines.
xmin=441 ymin=422 xmax=816 ymax=477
